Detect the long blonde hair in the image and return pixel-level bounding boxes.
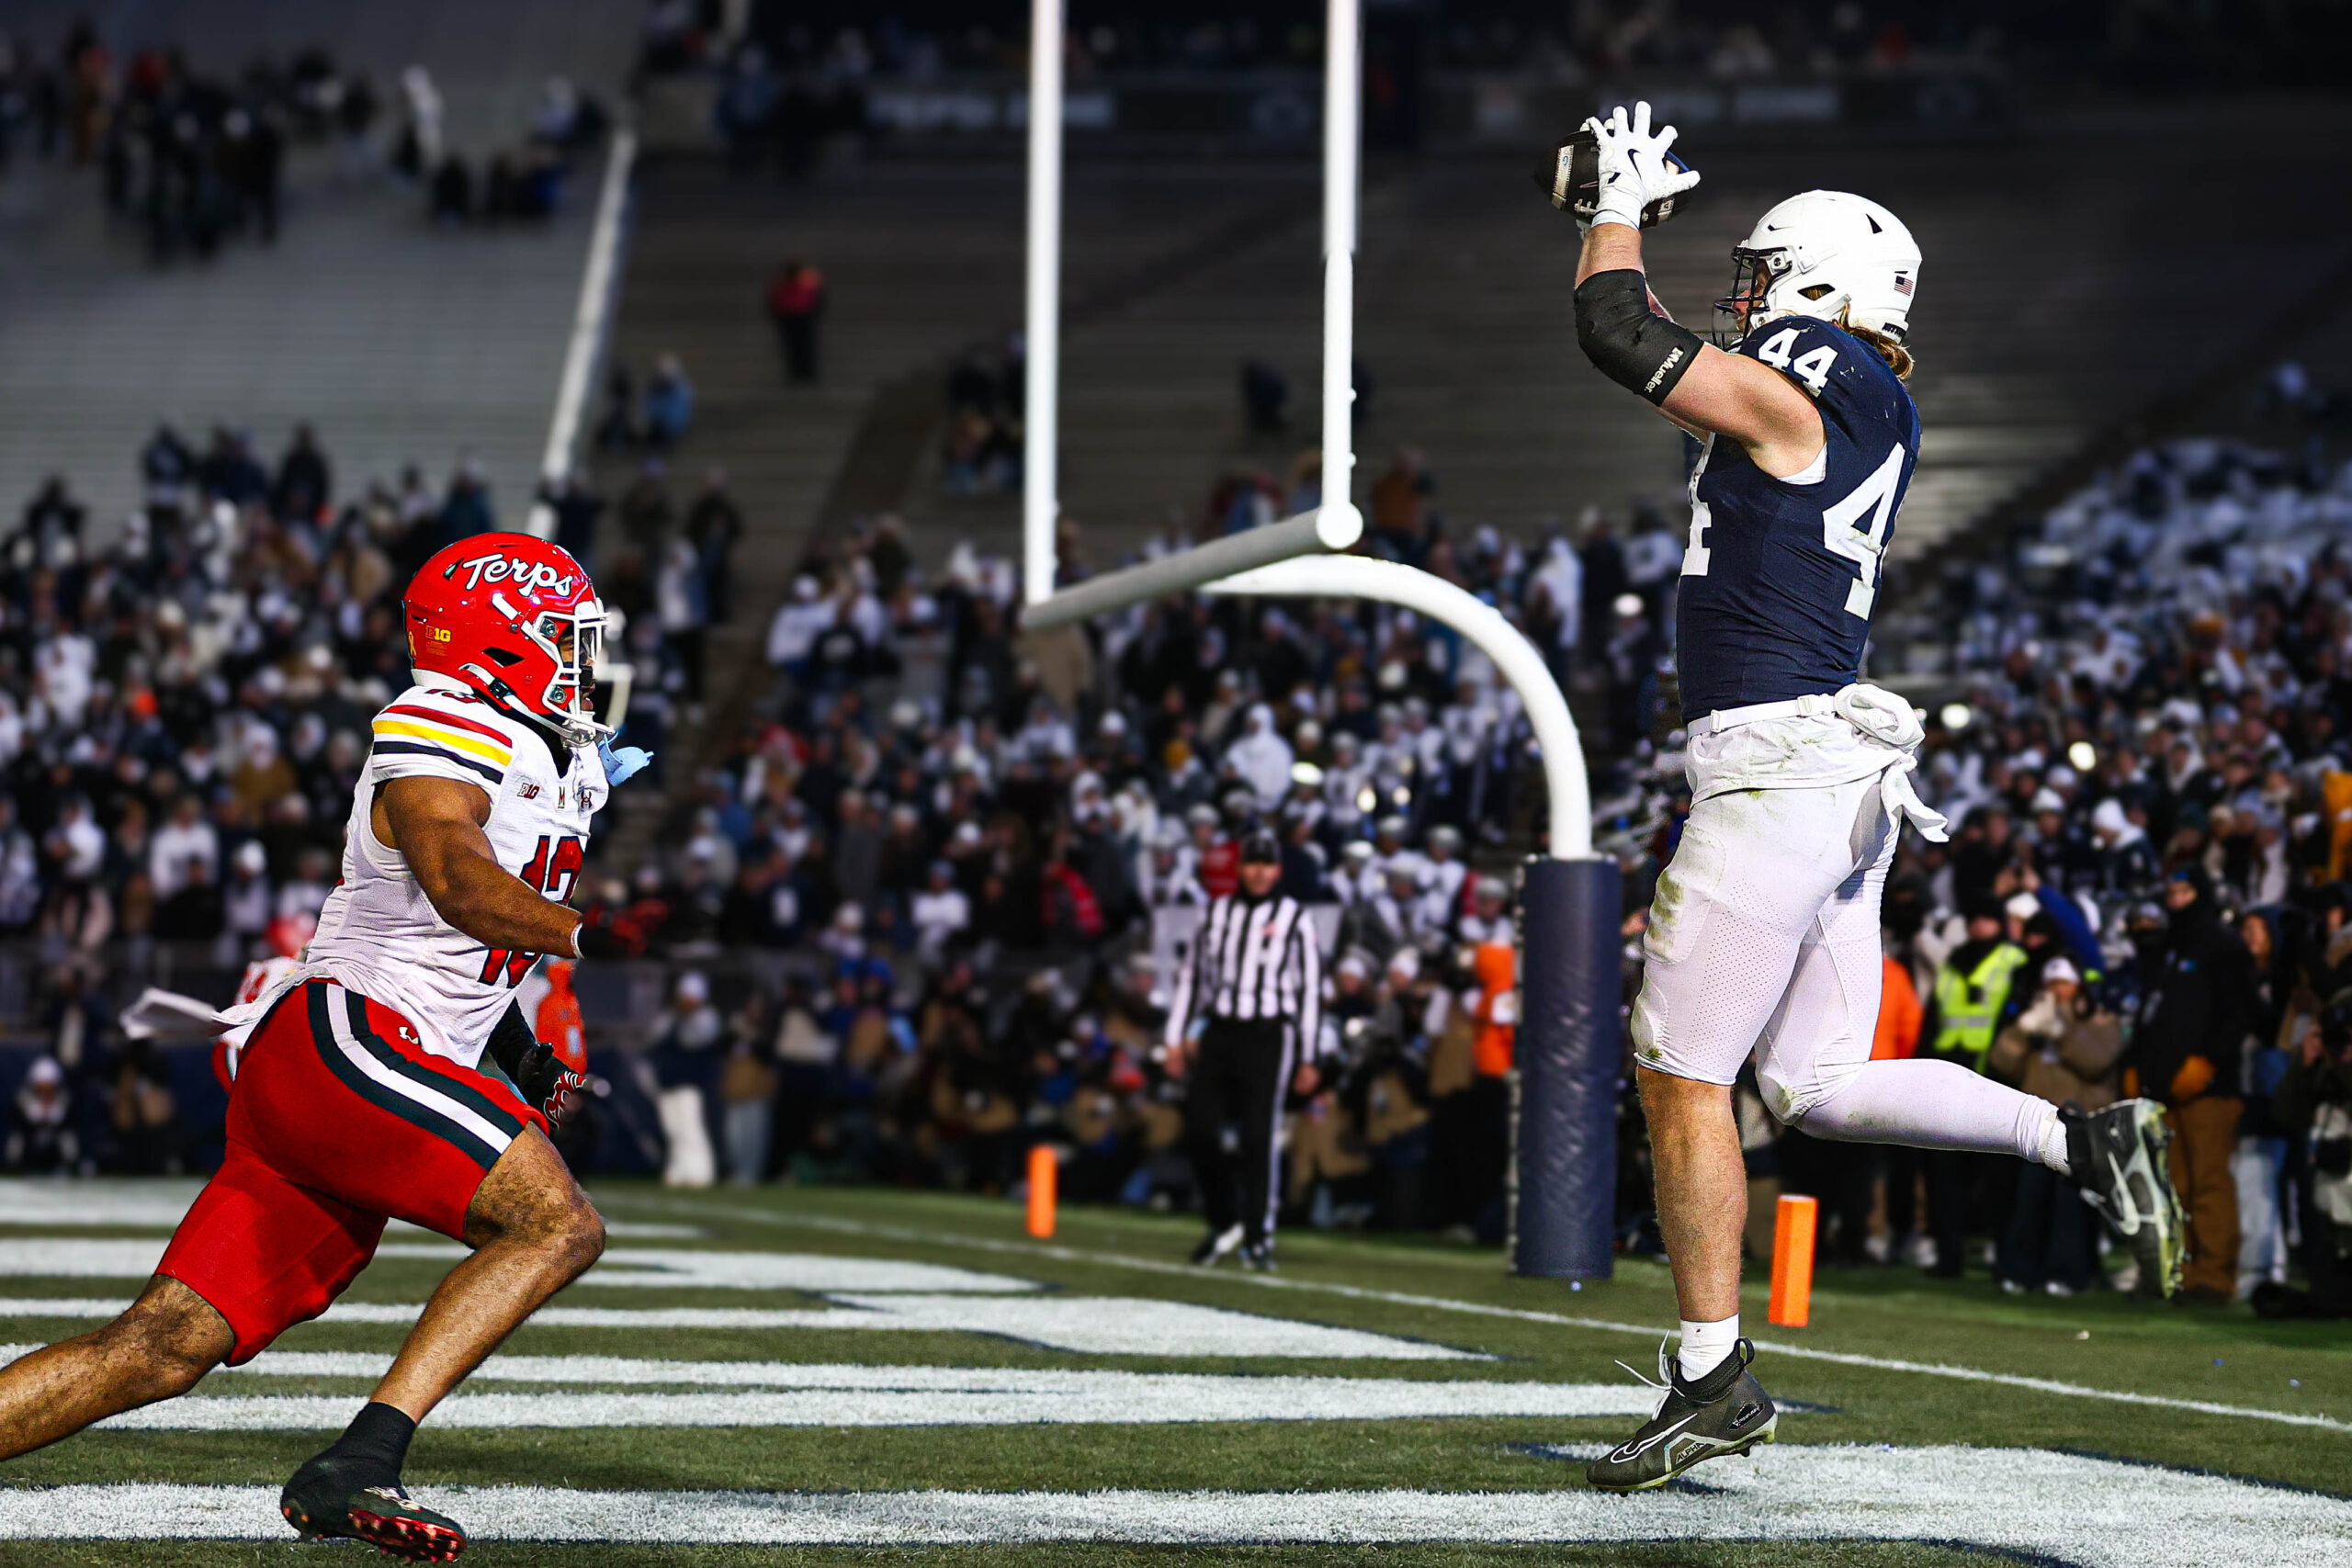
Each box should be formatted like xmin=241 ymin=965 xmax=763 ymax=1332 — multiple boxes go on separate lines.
xmin=1844 ymin=318 xmax=1915 ymax=381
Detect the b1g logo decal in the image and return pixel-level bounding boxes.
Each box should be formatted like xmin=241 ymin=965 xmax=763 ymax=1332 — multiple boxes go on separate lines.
xmin=447 ymin=551 xmax=578 ymax=600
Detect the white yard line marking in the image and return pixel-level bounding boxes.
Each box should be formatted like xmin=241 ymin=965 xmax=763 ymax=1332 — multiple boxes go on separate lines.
xmin=580 ymin=1249 xmax=1036 ymax=1293
xmin=0 ymin=1240 xmax=1031 ymax=1294
xmin=809 ymin=1293 xmax=1476 ymax=1358
xmin=85 ymin=1372 xmax=1655 ymax=1429
xmin=0 ymin=1181 xmax=696 ymax=1235
xmin=1 ymin=1449 xmax=2346 ymax=1563
xmin=629 ymin=1198 xmax=2352 ymax=1435
xmin=0 ymin=1285 xmax=1477 ymax=1359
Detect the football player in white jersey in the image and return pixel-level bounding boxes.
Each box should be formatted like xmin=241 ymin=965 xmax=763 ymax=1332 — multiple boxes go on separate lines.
xmin=0 ymin=533 xmax=650 ymax=1561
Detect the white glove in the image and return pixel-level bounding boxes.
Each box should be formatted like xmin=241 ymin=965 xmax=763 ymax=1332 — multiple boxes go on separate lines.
xmin=1583 ymin=100 xmax=1701 ymax=231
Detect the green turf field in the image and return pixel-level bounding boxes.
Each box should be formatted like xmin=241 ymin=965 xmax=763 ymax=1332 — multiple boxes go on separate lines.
xmin=0 ymin=1179 xmax=2345 ymax=1565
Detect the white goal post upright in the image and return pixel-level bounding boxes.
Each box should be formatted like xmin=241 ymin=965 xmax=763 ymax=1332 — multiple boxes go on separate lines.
xmin=1023 ymin=0 xmax=1064 ymax=609
xmin=1015 ymin=0 xmax=1617 ymax=1277
xmin=1019 ymin=0 xmax=1363 ymax=631
xmin=1317 ymin=0 xmax=1362 ymax=548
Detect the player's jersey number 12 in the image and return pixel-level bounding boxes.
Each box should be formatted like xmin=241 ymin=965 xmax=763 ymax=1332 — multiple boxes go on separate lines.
xmin=479 ymin=834 xmax=584 ymax=986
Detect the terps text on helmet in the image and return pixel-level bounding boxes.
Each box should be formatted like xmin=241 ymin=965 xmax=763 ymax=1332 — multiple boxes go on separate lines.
xmin=445 ymin=551 xmax=580 ymax=600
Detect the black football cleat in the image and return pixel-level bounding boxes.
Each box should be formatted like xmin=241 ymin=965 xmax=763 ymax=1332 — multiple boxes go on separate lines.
xmin=2064 ymin=1099 xmax=2187 ymax=1298
xmin=1587 ymin=1337 xmax=1777 ymax=1493
xmin=1238 ymin=1241 xmax=1276 ymax=1273
xmin=282 ymin=1452 xmax=467 ymax=1562
xmin=1189 ymin=1224 xmax=1245 ymax=1267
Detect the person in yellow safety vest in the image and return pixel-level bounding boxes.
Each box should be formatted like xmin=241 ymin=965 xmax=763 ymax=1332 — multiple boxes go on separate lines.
xmin=1915 ymin=893 xmax=2029 ymax=1279
xmin=1928 ymin=900 xmax=2030 ymax=1071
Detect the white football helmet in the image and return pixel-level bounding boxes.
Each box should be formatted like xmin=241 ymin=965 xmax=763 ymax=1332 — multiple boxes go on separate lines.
xmin=1714 ymin=190 xmax=1920 ymax=346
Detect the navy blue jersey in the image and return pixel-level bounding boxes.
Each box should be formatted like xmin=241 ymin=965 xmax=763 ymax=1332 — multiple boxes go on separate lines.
xmin=1674 ymin=316 xmax=1920 ymax=717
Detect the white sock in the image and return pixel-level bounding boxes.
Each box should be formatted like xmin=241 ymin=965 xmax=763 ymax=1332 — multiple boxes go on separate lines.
xmin=2037 ymin=1104 xmax=2071 ymax=1175
xmin=1678 ymin=1314 xmax=1740 ymax=1383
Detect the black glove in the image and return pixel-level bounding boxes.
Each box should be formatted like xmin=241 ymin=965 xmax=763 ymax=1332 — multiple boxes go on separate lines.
xmin=489 ymin=1002 xmax=591 ymax=1130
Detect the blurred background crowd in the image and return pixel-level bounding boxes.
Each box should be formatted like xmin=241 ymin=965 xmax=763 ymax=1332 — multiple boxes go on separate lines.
xmin=0 ymin=21 xmax=611 ymax=249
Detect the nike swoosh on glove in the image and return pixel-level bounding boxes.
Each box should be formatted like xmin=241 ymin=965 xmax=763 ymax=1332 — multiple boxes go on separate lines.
xmin=598 ymin=739 xmax=653 ymax=786
xmin=1584 ymin=100 xmax=1702 ymax=231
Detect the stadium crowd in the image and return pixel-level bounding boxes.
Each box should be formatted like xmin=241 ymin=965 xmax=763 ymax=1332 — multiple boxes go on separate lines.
xmin=0 ymin=22 xmax=609 ymax=252
xmin=4 ymin=389 xmax=2349 ymax=1314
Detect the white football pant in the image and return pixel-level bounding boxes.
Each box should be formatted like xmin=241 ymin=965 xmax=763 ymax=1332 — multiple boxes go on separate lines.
xmin=1632 ymin=769 xmax=2053 ymax=1165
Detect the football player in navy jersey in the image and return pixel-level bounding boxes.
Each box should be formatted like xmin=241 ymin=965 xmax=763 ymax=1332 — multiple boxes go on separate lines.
xmin=1553 ymin=103 xmax=2188 ymax=1492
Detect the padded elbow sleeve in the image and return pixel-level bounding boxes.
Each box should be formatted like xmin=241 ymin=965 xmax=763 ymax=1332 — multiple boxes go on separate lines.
xmin=1574 ymin=268 xmax=1702 ymax=406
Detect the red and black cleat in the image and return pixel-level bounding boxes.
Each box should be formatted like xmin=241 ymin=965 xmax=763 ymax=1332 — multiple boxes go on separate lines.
xmin=282 ymin=1468 xmax=467 ymax=1562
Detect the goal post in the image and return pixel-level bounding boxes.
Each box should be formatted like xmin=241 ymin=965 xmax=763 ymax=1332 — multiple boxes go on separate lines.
xmin=1015 ymin=0 xmax=1617 ymax=1279
xmin=1022 ymin=0 xmax=1063 ymax=611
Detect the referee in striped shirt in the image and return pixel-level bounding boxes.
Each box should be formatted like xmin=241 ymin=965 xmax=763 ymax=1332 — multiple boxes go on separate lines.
xmin=1165 ymin=829 xmax=1324 ymax=1269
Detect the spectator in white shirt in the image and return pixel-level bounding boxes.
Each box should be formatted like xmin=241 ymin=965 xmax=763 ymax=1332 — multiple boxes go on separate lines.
xmin=275 ymin=846 xmax=334 ymax=922
xmin=765 ymin=575 xmax=835 ymax=671
xmin=1223 ymin=704 xmax=1294 ymax=810
xmin=223 ymin=840 xmax=273 ymax=943
xmin=910 ymin=861 xmax=970 ymax=959
xmin=51 ymin=797 xmax=106 ymax=881
xmin=1457 ymin=875 xmax=1516 ymax=949
xmin=1422 ymin=824 xmax=1467 ymax=910
xmin=148 ymin=795 xmax=220 ymax=900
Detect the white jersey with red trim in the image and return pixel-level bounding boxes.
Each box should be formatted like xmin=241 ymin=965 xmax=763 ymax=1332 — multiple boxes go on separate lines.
xmin=242 ymin=674 xmax=605 ymax=1070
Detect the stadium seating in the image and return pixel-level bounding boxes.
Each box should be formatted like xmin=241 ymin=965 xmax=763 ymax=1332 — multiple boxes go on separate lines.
xmin=0 ymin=0 xmax=638 ymax=525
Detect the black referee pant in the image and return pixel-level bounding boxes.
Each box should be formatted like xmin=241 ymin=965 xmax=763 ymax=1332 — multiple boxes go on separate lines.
xmin=1185 ymin=1017 xmax=1290 ymax=1247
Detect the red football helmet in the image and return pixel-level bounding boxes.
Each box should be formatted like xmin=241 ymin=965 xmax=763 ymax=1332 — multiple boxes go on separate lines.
xmin=404 ymin=533 xmax=611 ymax=743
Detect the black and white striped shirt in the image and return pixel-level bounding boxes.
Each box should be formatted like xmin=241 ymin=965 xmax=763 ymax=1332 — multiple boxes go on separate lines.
xmin=1164 ymin=892 xmax=1324 ymax=1056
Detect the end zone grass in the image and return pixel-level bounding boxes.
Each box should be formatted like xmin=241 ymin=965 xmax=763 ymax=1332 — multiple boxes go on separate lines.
xmin=0 ymin=1182 xmax=2342 ymax=1566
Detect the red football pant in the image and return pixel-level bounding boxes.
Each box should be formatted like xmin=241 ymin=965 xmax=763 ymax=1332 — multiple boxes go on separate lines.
xmin=157 ymin=979 xmax=545 ymax=1363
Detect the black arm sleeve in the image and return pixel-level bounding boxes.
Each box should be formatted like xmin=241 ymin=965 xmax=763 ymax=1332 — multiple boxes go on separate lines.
xmin=1574 ymin=268 xmax=1703 ymax=406
xmin=488 ymin=999 xmax=538 ymax=1083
